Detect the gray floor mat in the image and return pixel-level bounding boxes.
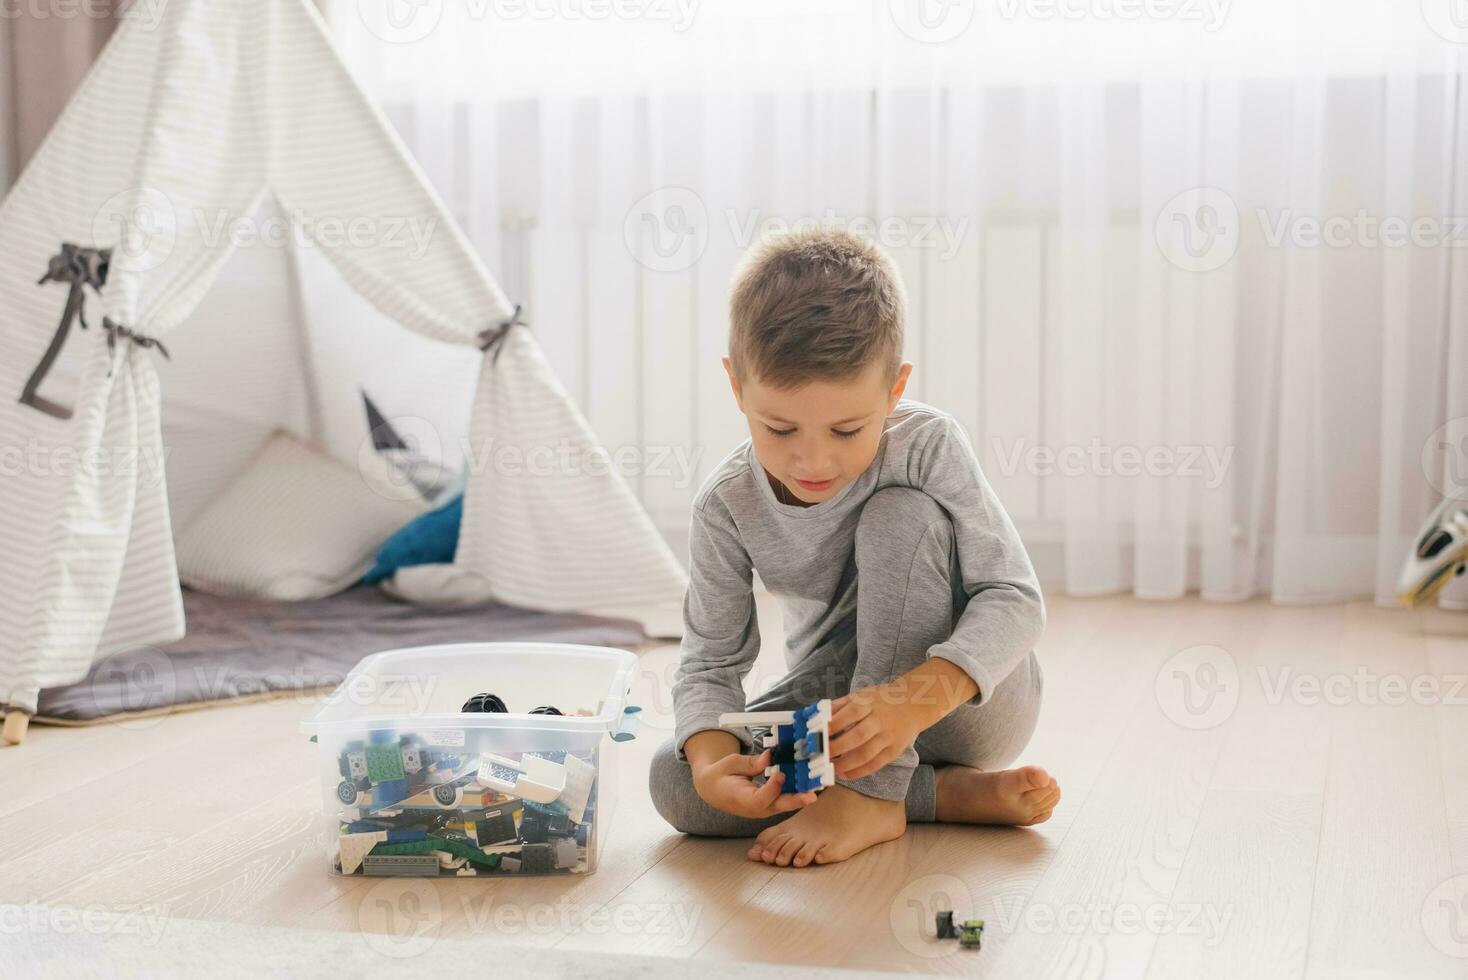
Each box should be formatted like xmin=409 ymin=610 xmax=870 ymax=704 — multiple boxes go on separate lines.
xmin=35 ymin=585 xmax=646 ymax=722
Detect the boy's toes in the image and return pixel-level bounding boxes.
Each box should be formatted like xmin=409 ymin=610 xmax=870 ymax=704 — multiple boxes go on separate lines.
xmin=1019 ymin=766 xmax=1053 ymax=791
xmin=760 ymin=833 xmax=792 ymax=864
xmin=793 ymin=840 xmax=821 ymax=867
xmin=775 ymin=836 xmax=803 ymax=866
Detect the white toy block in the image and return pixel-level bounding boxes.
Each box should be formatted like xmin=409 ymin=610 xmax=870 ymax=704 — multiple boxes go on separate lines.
xmin=557 ymin=755 xmax=595 ymax=823
xmin=515 ymin=755 xmax=566 ymax=804
xmin=337 ymin=831 xmax=387 ymax=875
xmin=478 ymin=753 xmax=524 ymax=794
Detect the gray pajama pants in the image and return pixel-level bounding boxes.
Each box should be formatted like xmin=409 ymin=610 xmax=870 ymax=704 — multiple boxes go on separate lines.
xmin=649 ymin=486 xmax=1044 ymax=835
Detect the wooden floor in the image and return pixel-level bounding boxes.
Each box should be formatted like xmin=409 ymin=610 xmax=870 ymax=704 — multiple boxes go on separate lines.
xmin=4 ymin=594 xmax=1468 ymax=977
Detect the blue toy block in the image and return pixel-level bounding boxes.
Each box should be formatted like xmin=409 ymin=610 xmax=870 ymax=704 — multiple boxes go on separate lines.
xmin=386 ymin=829 xmax=428 ymax=843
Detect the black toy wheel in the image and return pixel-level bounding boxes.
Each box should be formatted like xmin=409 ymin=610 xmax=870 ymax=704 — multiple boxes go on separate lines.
xmin=336 ymin=781 xmax=358 ymax=805
xmin=433 ymin=784 xmax=461 ymax=807
xmin=461 ymin=693 xmax=508 ymax=713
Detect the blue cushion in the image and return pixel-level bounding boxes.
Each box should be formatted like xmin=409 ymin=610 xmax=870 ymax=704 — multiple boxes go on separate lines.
xmin=363 ymin=495 xmax=463 ymax=585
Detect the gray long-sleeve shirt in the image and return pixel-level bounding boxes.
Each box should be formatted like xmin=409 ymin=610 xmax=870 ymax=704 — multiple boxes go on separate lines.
xmin=672 ymin=399 xmax=1045 ymax=757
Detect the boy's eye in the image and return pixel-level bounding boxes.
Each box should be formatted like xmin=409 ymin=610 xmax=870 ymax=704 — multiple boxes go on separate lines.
xmin=764 ymin=424 xmax=796 ymax=437
xmin=832 ymin=427 xmax=864 ymax=439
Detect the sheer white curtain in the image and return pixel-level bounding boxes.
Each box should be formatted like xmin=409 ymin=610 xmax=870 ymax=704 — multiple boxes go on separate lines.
xmin=329 ymin=0 xmax=1466 ymax=605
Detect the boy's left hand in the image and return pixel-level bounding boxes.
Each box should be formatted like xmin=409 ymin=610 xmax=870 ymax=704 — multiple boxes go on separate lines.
xmin=826 ymin=682 xmax=929 ymax=781
xmin=827 ymin=659 xmax=980 ymax=780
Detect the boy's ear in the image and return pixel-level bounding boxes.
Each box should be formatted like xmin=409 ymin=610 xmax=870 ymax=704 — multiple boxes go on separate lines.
xmin=723 ymin=356 xmax=746 ymax=411
xmin=888 ymin=362 xmax=913 ymax=410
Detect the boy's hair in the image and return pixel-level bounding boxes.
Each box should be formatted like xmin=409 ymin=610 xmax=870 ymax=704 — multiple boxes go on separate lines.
xmin=727 ymin=227 xmax=905 ymax=390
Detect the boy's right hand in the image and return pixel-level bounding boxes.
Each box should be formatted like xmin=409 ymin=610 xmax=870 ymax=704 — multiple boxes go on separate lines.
xmin=693 ymin=750 xmax=819 ymax=819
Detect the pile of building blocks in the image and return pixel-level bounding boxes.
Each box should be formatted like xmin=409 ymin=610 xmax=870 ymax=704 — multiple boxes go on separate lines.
xmin=332 ymin=729 xmax=597 ymax=877
xmin=718 ymin=699 xmax=835 ymax=794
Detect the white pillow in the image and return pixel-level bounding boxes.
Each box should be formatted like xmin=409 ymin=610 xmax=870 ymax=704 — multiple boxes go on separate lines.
xmin=177 ymin=432 xmax=430 ymax=602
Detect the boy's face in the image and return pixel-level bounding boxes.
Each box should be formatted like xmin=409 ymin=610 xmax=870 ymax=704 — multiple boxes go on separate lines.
xmin=724 ymin=358 xmax=912 ymax=506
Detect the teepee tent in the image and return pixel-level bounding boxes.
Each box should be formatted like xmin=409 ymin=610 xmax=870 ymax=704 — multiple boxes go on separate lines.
xmin=0 ymin=0 xmax=687 ymax=742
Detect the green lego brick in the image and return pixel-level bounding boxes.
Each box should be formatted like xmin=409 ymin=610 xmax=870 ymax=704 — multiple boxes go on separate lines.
xmin=370 ymin=835 xmax=502 ymax=869
xmin=365 ymin=743 xmax=406 ymax=782
xmin=958 ymin=919 xmax=984 ymax=949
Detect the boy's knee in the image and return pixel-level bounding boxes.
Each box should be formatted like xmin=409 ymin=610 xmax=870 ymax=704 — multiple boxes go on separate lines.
xmin=855 ymin=487 xmax=953 ymax=565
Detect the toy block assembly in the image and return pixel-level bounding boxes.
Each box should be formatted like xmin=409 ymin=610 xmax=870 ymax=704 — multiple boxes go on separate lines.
xmin=719 ymin=699 xmax=835 ymax=794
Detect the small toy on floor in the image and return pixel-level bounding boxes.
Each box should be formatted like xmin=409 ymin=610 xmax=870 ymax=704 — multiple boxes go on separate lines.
xmin=718 ymin=699 xmax=834 ymax=794
xmin=935 ymin=911 xmax=984 ymax=950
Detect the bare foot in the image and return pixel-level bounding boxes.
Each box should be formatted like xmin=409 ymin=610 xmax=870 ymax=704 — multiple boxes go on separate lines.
xmin=746 ymin=785 xmax=905 ymax=867
xmin=934 ymin=765 xmax=1060 ymax=826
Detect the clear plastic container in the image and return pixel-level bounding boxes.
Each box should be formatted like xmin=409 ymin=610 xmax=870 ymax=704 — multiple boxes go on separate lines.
xmin=300 ymin=642 xmax=642 ymax=877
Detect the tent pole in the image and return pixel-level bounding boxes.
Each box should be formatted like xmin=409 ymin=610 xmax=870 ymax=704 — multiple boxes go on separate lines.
xmin=2 ymin=711 xmax=28 ymax=745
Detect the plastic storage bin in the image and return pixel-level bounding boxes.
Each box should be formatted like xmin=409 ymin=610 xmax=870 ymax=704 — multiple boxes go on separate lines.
xmin=300 ymin=642 xmax=642 ymax=878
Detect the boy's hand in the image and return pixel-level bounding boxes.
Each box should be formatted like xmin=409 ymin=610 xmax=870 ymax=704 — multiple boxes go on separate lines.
xmin=828 ymin=658 xmax=981 ymax=781
xmin=827 ymin=684 xmax=928 ymax=781
xmin=693 ymin=750 xmax=819 ymax=819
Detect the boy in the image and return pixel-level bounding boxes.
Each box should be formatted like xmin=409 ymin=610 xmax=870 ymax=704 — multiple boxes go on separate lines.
xmin=649 ymin=228 xmax=1059 ymax=867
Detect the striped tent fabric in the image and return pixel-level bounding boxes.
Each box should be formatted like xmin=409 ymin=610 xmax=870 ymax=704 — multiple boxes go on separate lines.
xmin=0 ymin=0 xmax=687 ymax=717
